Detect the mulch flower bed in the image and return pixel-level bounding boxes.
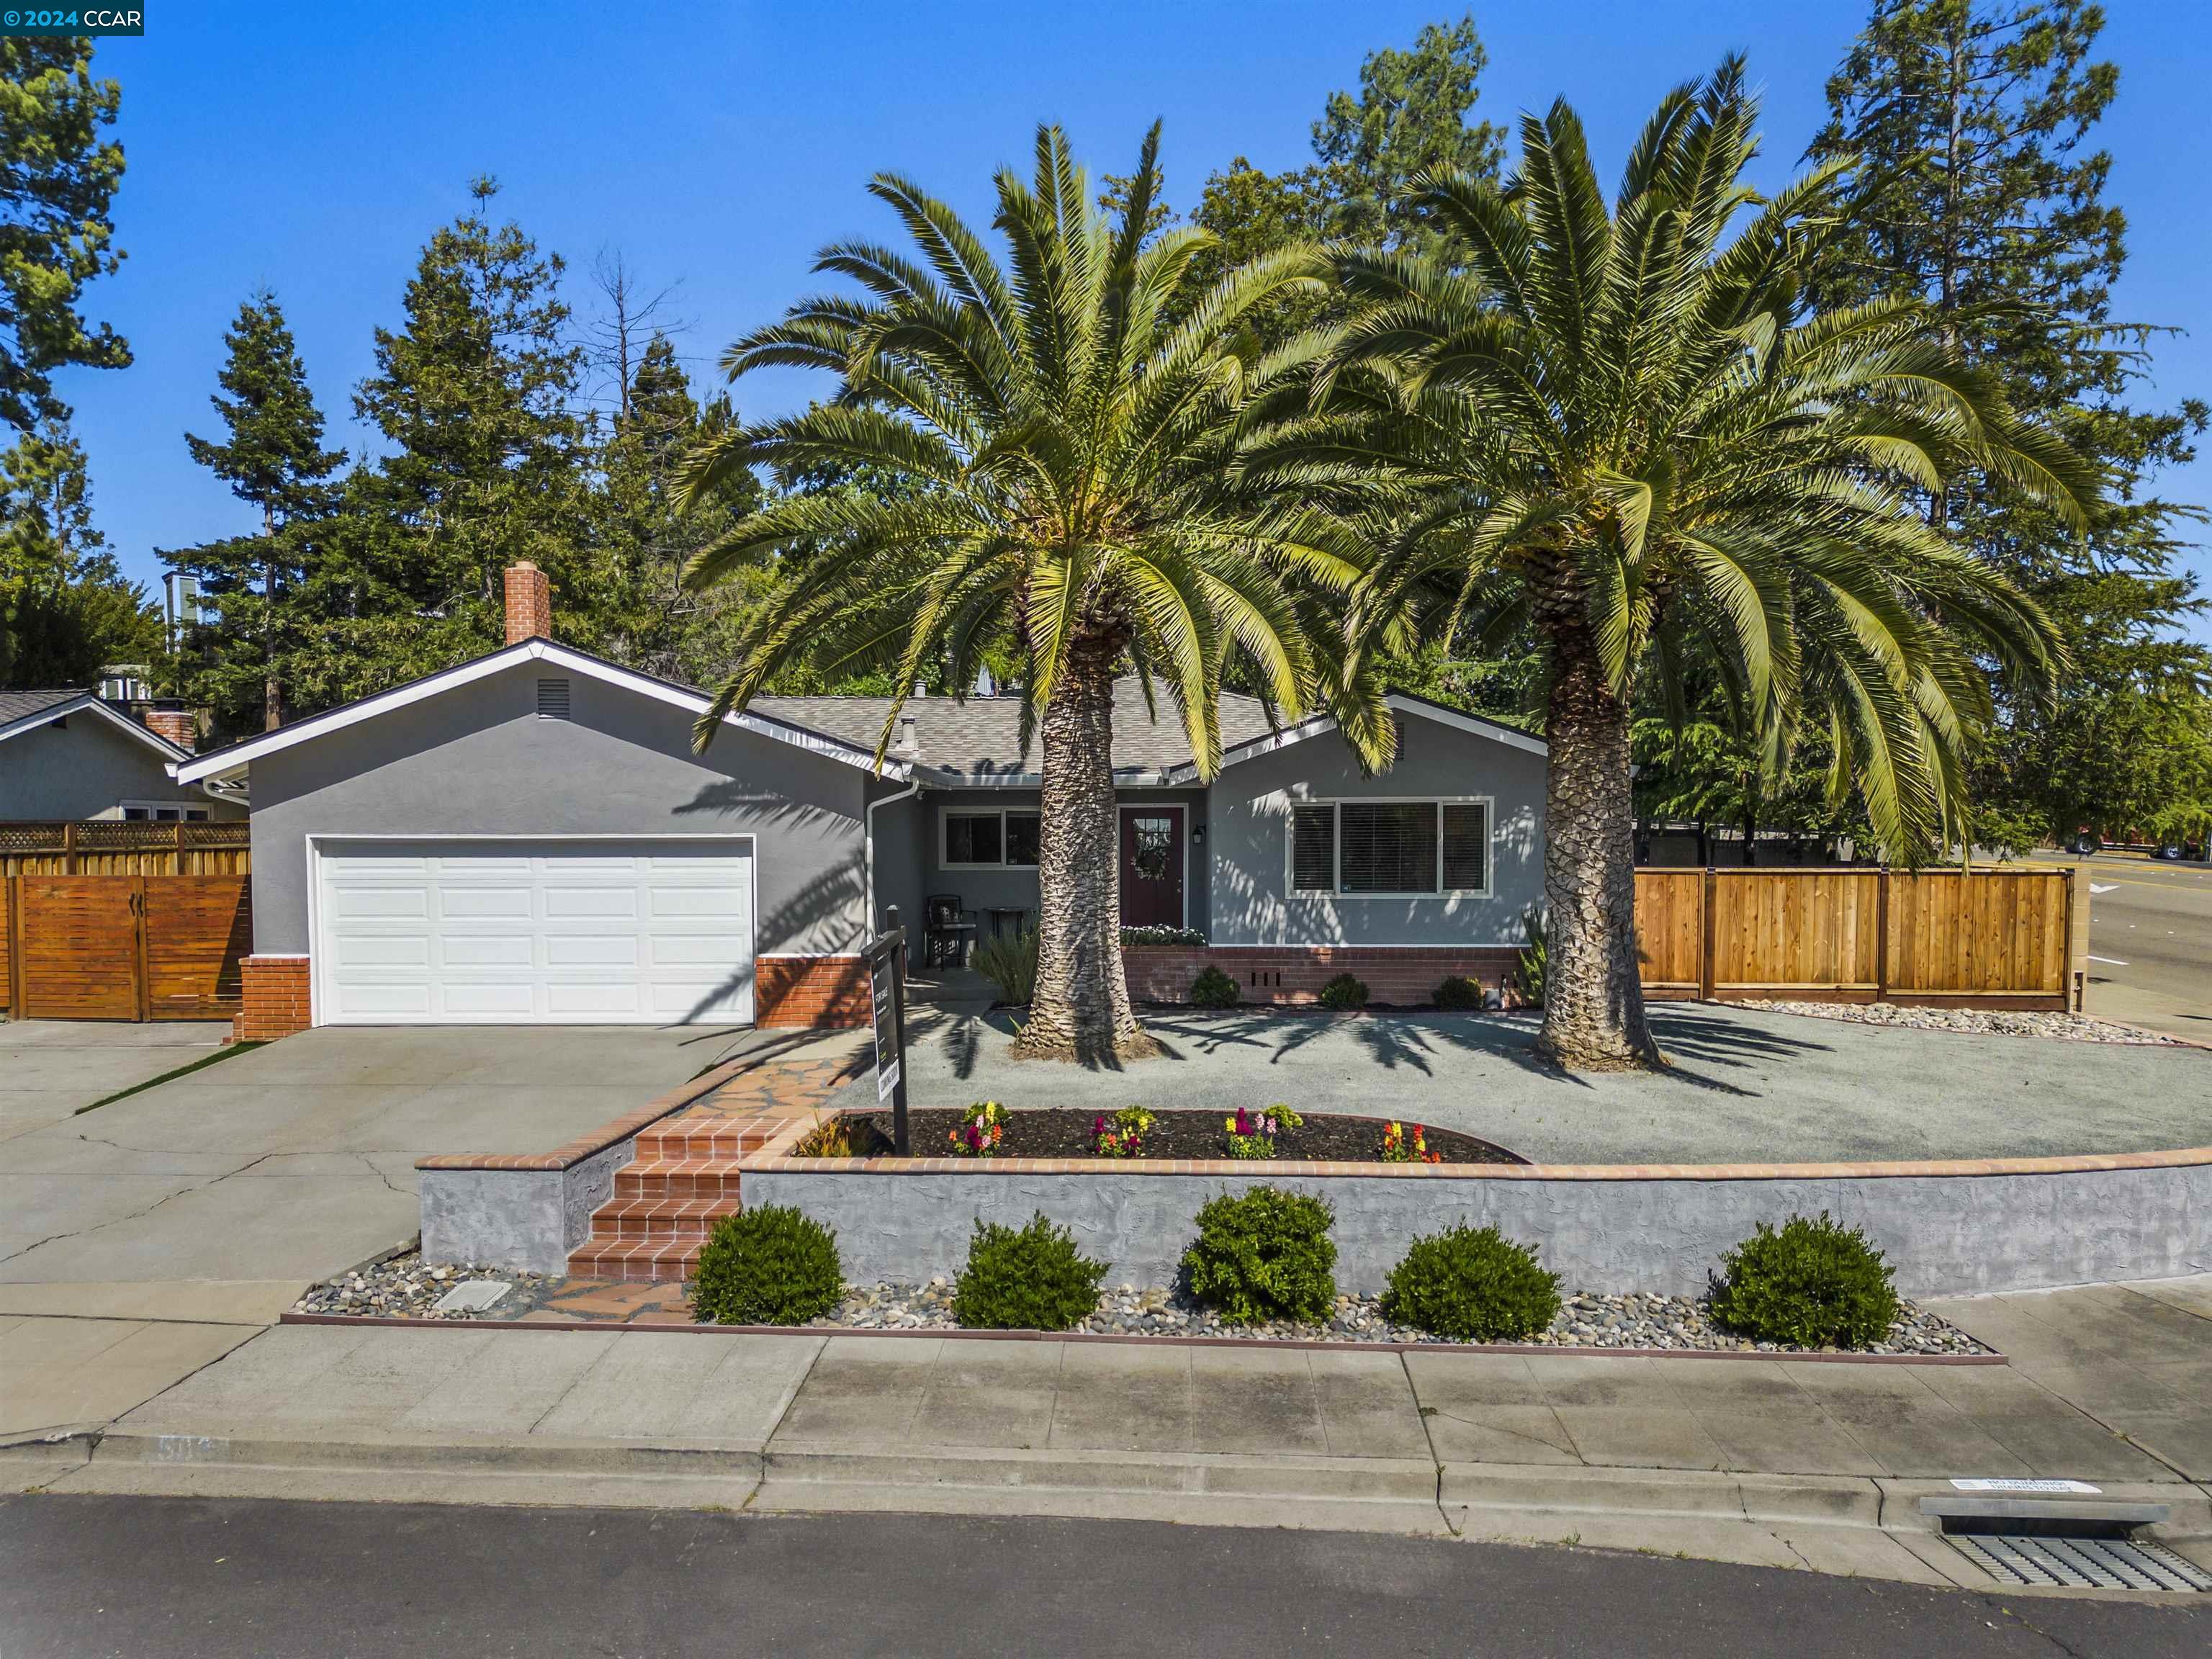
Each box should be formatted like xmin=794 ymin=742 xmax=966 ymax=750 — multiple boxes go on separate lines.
xmin=835 ymin=1105 xmax=1521 ymax=1164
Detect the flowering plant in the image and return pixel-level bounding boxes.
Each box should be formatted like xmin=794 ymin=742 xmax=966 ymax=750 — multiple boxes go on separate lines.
xmin=1224 ymin=1103 xmax=1303 ymax=1159
xmin=1378 ymin=1120 xmax=1443 ymax=1164
xmin=948 ymin=1100 xmax=1007 ymax=1157
xmin=1092 ymin=1106 xmax=1156 ymax=1159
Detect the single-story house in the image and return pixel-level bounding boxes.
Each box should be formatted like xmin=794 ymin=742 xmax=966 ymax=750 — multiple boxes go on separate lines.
xmin=0 ymin=688 xmax=244 ymax=822
xmin=174 ymin=563 xmax=1545 ymax=1038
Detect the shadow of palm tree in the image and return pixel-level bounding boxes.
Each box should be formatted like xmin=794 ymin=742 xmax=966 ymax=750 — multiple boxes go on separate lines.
xmin=1120 ymin=1004 xmax=1827 ymax=1097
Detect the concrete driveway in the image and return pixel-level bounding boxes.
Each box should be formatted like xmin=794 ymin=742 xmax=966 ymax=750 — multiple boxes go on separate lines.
xmin=1 ymin=1021 xmax=230 ymax=1143
xmin=0 ymin=1024 xmax=761 ymax=1290
xmin=0 ymin=1021 xmax=798 ymax=1440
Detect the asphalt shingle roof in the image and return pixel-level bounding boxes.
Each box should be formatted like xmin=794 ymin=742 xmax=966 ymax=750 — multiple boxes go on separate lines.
xmin=0 ymin=688 xmax=87 ymax=729
xmin=753 ymin=678 xmax=1282 ymax=777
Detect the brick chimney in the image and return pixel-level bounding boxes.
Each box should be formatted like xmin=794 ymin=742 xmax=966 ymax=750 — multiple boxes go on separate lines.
xmin=143 ymin=703 xmax=198 ymax=753
xmin=504 ymin=561 xmax=553 ymax=644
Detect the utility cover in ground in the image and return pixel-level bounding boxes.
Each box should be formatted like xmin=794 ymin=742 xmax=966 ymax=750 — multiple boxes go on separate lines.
xmin=433 ymin=1280 xmax=513 ymax=1313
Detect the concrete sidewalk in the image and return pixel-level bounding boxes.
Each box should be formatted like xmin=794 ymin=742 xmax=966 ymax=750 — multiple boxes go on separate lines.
xmin=12 ymin=1275 xmax=2212 ymax=1591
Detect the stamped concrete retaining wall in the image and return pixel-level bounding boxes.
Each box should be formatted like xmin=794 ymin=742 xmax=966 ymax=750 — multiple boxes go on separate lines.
xmin=742 ymin=1154 xmax=2212 ymax=1298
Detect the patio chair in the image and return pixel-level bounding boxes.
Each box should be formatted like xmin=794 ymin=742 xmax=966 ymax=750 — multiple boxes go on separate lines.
xmin=924 ymin=894 xmax=979 ymax=968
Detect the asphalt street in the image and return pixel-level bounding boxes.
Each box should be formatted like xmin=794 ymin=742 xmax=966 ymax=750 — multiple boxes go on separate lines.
xmin=2056 ymin=853 xmax=2212 ymax=1040
xmin=2 ymin=1496 xmax=2205 ymax=1659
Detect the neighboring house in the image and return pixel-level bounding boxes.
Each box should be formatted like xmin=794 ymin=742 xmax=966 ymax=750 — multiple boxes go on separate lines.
xmin=174 ymin=562 xmax=1545 ymax=1040
xmin=0 ymin=688 xmax=244 ymax=822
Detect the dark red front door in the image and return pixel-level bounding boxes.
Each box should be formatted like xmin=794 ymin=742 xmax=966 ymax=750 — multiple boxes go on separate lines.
xmin=1119 ymin=807 xmax=1184 ymax=928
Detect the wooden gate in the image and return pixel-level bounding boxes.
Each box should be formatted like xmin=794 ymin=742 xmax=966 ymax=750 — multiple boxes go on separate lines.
xmin=2 ymin=875 xmax=251 ymax=1021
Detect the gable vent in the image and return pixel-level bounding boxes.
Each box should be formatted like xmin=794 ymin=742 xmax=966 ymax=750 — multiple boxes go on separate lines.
xmin=536 ymin=678 xmax=571 ymax=719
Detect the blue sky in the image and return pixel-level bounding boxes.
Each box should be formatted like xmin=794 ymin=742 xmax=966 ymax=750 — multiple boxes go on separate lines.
xmin=64 ymin=0 xmax=2212 ymax=642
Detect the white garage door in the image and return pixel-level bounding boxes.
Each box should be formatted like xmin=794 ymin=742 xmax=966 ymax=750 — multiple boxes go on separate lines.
xmin=316 ymin=839 xmax=755 ymax=1025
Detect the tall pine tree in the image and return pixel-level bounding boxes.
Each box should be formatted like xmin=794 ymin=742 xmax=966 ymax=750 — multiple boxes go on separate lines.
xmin=330 ymin=176 xmax=586 ymax=695
xmin=0 ymin=416 xmax=154 ymax=685
xmin=1812 ymin=0 xmax=2212 ymax=843
xmin=0 ymin=38 xmax=129 ymax=435
xmin=163 ymin=292 xmax=343 ymax=734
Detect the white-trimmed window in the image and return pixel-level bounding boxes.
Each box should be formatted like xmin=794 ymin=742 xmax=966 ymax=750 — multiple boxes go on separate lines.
xmin=1287 ymin=799 xmax=1490 ymax=896
xmin=941 ymin=807 xmax=1042 ymax=869
xmin=120 ymin=802 xmax=211 ymax=822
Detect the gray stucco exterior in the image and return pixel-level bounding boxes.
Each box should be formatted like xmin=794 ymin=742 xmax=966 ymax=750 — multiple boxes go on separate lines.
xmin=1205 ymin=715 xmax=1545 ymax=945
xmin=246 ymin=659 xmax=870 ymax=958
xmin=0 ymin=712 xmax=243 ymax=822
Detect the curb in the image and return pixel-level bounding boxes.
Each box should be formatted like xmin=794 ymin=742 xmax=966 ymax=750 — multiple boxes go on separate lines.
xmin=274 ymin=1312 xmax=2006 ymax=1365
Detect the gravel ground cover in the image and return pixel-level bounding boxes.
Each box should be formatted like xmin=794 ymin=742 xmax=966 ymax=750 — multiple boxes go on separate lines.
xmin=810 ymin=1280 xmax=1990 ymax=1354
xmin=843 ymin=1106 xmax=1521 ymax=1164
xmin=292 ymin=1254 xmax=1989 ymax=1354
xmin=1734 ymin=1000 xmax=2179 ymax=1044
xmin=292 ymin=1256 xmax=559 ymax=1320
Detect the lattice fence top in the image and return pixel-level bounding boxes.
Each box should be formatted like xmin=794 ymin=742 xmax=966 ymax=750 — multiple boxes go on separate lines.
xmin=0 ymin=820 xmax=248 ymax=850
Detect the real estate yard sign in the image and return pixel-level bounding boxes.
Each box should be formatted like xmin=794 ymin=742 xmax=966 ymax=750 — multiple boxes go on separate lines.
xmin=864 ymin=912 xmax=910 ymax=1154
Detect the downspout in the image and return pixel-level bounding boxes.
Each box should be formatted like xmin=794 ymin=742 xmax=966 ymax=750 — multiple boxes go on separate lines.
xmin=864 ymin=773 xmax=922 ymax=935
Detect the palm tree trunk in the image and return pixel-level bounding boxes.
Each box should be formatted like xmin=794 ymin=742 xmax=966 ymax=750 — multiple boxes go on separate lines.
xmin=1538 ymin=625 xmax=1660 ymax=1070
xmin=1010 ymin=636 xmax=1158 ymax=1064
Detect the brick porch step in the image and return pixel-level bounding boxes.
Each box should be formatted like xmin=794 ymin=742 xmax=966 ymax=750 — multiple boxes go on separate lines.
xmin=568 ymin=1112 xmax=820 ymax=1283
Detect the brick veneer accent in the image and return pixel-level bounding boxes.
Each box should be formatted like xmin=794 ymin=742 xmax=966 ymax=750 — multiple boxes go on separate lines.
xmin=234 ymin=954 xmax=311 ymax=1040
xmin=503 ymin=560 xmax=553 ymax=644
xmin=755 ymin=953 xmax=871 ymax=1028
xmin=1123 ymin=944 xmax=1525 ymax=1007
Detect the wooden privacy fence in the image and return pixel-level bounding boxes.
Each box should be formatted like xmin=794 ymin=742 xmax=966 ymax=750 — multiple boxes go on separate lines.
xmin=0 ymin=821 xmax=251 ymax=878
xmin=1 ymin=873 xmax=252 ymax=1020
xmin=1635 ymin=866 xmax=2080 ymax=1010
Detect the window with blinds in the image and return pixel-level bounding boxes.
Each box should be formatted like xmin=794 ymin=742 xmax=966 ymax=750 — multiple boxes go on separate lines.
xmin=1287 ymin=800 xmax=1490 ymax=896
xmin=1442 ymin=802 xmax=1489 ymax=891
xmin=1340 ymin=802 xmax=1436 ymax=892
xmin=1290 ymin=803 xmax=1335 ymax=891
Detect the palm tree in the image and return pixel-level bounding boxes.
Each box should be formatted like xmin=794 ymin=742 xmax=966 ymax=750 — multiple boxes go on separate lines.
xmin=1287 ymin=60 xmax=2095 ymax=1069
xmin=680 ymin=125 xmax=1388 ymax=1063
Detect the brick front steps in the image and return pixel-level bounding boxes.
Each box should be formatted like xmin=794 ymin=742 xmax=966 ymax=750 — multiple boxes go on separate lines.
xmin=566 ymin=1089 xmax=836 ymax=1283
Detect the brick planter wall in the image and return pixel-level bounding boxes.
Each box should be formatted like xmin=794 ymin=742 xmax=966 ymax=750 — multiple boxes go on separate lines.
xmin=235 ymin=954 xmax=311 ymax=1040
xmin=756 ymin=953 xmax=870 ymax=1028
xmin=1123 ymin=944 xmax=1524 ymax=1007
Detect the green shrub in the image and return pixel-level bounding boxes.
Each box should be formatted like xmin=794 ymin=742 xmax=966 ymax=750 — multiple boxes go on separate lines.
xmin=1181 ymin=1187 xmax=1336 ymax=1324
xmin=1123 ymin=925 xmax=1205 ymax=946
xmin=1187 ymin=964 xmax=1241 ymax=1008
xmin=1709 ymin=1213 xmax=1901 ymax=1349
xmin=691 ymin=1205 xmax=843 ymax=1326
xmin=1511 ymin=907 xmax=1547 ymax=1006
xmin=1316 ymin=971 xmax=1367 ymax=1011
xmin=953 ymin=1213 xmax=1107 ymax=1331
xmin=1434 ymin=975 xmax=1483 ymax=1010
xmin=1380 ymin=1226 xmax=1562 ymax=1341
xmin=972 ymin=927 xmax=1038 ymax=1005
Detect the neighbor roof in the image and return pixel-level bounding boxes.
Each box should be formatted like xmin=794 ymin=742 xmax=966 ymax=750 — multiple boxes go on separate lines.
xmin=0 ymin=688 xmax=192 ymax=760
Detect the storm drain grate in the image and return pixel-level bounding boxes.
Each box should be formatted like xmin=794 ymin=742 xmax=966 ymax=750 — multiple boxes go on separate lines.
xmin=1949 ymin=1533 xmax=2212 ymax=1592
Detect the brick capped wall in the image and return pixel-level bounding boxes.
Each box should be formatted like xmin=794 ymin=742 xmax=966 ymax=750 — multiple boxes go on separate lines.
xmin=1123 ymin=944 xmax=1526 ymax=1008
xmin=756 ymin=953 xmax=871 ymax=1028
xmin=235 ymin=954 xmax=311 ymax=1040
